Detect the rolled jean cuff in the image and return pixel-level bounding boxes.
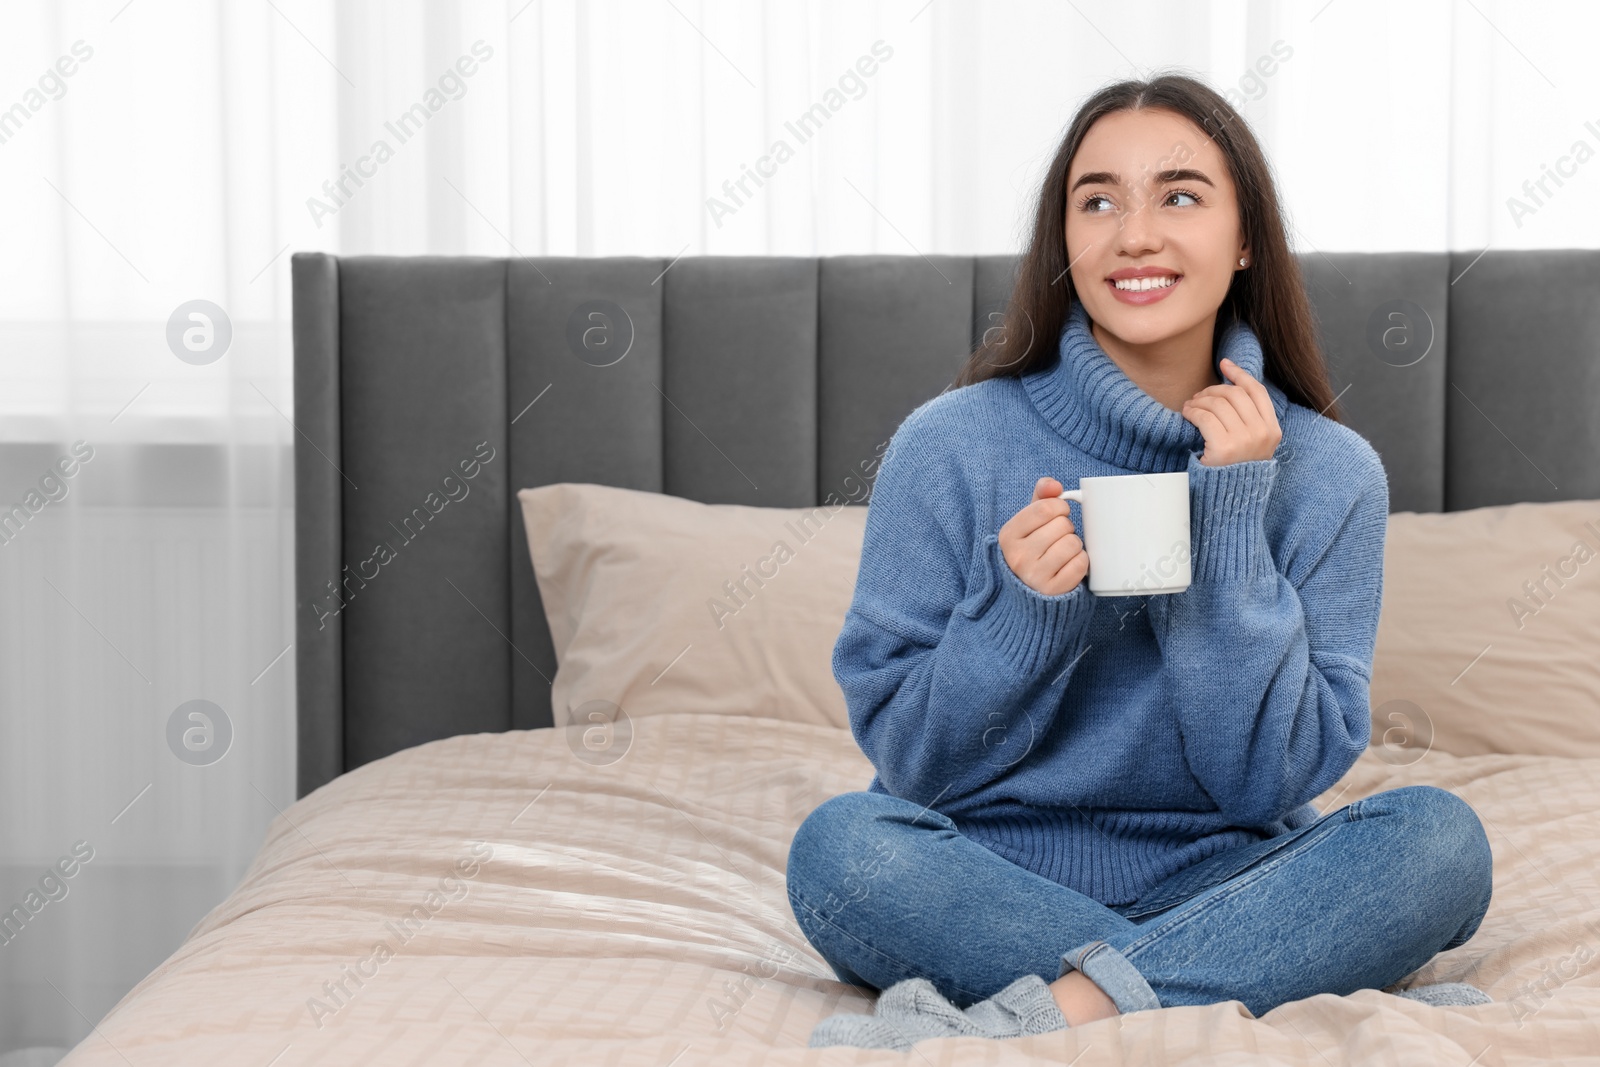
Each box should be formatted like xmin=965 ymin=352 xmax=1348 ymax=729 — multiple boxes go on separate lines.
xmin=1059 ymin=940 xmax=1162 ymax=1014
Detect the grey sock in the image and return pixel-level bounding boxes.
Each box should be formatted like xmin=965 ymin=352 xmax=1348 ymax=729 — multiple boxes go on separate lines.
xmin=809 ymin=974 xmax=1070 ymax=1051
xmin=1391 ymin=981 xmax=1493 ymax=1007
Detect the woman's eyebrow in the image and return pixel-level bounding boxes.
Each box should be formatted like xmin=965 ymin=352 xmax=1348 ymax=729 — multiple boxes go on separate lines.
xmin=1069 ymin=168 xmax=1215 ymax=192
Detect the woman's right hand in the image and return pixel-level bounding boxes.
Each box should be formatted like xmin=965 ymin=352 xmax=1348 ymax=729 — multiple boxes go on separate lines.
xmin=997 ymin=476 xmax=1089 ymax=596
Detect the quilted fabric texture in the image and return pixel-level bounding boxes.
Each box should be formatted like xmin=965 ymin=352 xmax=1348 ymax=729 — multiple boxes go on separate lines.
xmin=58 ymin=713 xmax=1600 ymax=1065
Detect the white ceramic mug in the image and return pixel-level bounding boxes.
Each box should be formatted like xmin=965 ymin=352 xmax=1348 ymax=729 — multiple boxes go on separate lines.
xmin=1058 ymin=471 xmax=1191 ymax=596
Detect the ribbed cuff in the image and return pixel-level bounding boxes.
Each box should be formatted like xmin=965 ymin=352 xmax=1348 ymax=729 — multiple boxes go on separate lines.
xmin=1186 ymin=452 xmax=1277 ymax=582
xmin=967 ymin=533 xmax=1097 ymax=678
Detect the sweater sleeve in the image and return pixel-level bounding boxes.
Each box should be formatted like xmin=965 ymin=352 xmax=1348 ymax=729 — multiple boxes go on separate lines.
xmin=1143 ymin=447 xmax=1388 ymax=828
xmin=832 ymin=415 xmax=1099 ymax=811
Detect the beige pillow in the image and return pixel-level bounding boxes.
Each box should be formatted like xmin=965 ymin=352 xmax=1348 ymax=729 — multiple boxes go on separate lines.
xmin=519 ymin=482 xmax=1600 ymax=761
xmin=1371 ymin=499 xmax=1600 ymax=760
xmin=517 ymin=483 xmax=866 ymax=731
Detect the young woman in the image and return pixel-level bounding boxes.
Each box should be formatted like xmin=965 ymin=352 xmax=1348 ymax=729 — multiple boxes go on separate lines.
xmin=788 ymin=73 xmax=1495 ymax=1052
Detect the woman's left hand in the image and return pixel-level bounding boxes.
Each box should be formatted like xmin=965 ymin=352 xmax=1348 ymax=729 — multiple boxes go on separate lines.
xmin=1181 ymin=357 xmax=1283 ymax=467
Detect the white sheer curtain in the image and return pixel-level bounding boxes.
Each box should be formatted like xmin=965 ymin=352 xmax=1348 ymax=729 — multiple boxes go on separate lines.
xmin=2 ymin=0 xmax=1595 ymax=1058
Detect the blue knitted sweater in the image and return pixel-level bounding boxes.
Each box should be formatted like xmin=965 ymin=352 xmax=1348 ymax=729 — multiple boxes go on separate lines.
xmin=833 ymin=299 xmax=1389 ymax=907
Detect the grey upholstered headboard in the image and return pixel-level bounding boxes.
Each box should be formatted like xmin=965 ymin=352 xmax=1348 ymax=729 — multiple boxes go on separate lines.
xmin=290 ymin=250 xmax=1600 ymax=797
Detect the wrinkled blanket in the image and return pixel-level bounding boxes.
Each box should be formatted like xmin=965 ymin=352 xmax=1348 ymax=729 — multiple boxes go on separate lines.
xmin=61 ymin=714 xmax=1600 ymax=1065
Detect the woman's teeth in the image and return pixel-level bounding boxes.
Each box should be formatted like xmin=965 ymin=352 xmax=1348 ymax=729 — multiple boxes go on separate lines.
xmin=1112 ymin=275 xmax=1179 ymax=291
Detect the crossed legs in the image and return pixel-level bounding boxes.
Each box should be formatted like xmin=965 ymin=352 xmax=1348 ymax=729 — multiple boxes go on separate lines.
xmin=787 ymin=785 xmax=1492 ymax=1019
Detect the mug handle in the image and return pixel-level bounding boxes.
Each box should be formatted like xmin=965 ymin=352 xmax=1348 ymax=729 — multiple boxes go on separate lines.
xmin=1058 ymin=489 xmax=1083 ymax=503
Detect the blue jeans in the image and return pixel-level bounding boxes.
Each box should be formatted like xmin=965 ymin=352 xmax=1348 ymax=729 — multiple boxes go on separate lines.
xmin=786 ymin=784 xmax=1492 ymax=1018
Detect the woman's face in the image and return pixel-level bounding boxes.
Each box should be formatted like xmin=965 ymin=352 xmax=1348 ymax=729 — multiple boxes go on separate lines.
xmin=1064 ymin=108 xmax=1247 ymax=349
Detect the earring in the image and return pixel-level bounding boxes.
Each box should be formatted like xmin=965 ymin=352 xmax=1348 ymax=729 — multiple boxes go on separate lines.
xmin=1239 ymin=257 xmax=1248 ymax=267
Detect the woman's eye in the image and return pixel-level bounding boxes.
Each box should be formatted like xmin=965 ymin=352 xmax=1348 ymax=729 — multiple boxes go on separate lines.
xmin=1080 ymin=189 xmax=1201 ymax=213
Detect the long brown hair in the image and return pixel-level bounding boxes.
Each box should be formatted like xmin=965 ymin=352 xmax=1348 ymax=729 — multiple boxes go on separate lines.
xmin=956 ymin=72 xmax=1344 ymax=423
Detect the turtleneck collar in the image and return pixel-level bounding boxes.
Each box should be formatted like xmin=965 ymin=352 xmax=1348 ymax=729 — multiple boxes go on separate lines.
xmin=1021 ymin=299 xmax=1290 ymax=472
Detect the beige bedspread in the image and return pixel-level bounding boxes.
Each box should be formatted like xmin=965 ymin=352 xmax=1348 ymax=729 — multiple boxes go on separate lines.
xmin=61 ymin=713 xmax=1600 ymax=1065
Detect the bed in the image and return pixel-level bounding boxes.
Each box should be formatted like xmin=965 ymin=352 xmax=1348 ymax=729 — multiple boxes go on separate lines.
xmin=59 ymin=251 xmax=1600 ymax=1065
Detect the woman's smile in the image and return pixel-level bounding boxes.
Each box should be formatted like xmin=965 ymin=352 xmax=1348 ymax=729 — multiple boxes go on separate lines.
xmin=1106 ymin=272 xmax=1183 ymax=305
